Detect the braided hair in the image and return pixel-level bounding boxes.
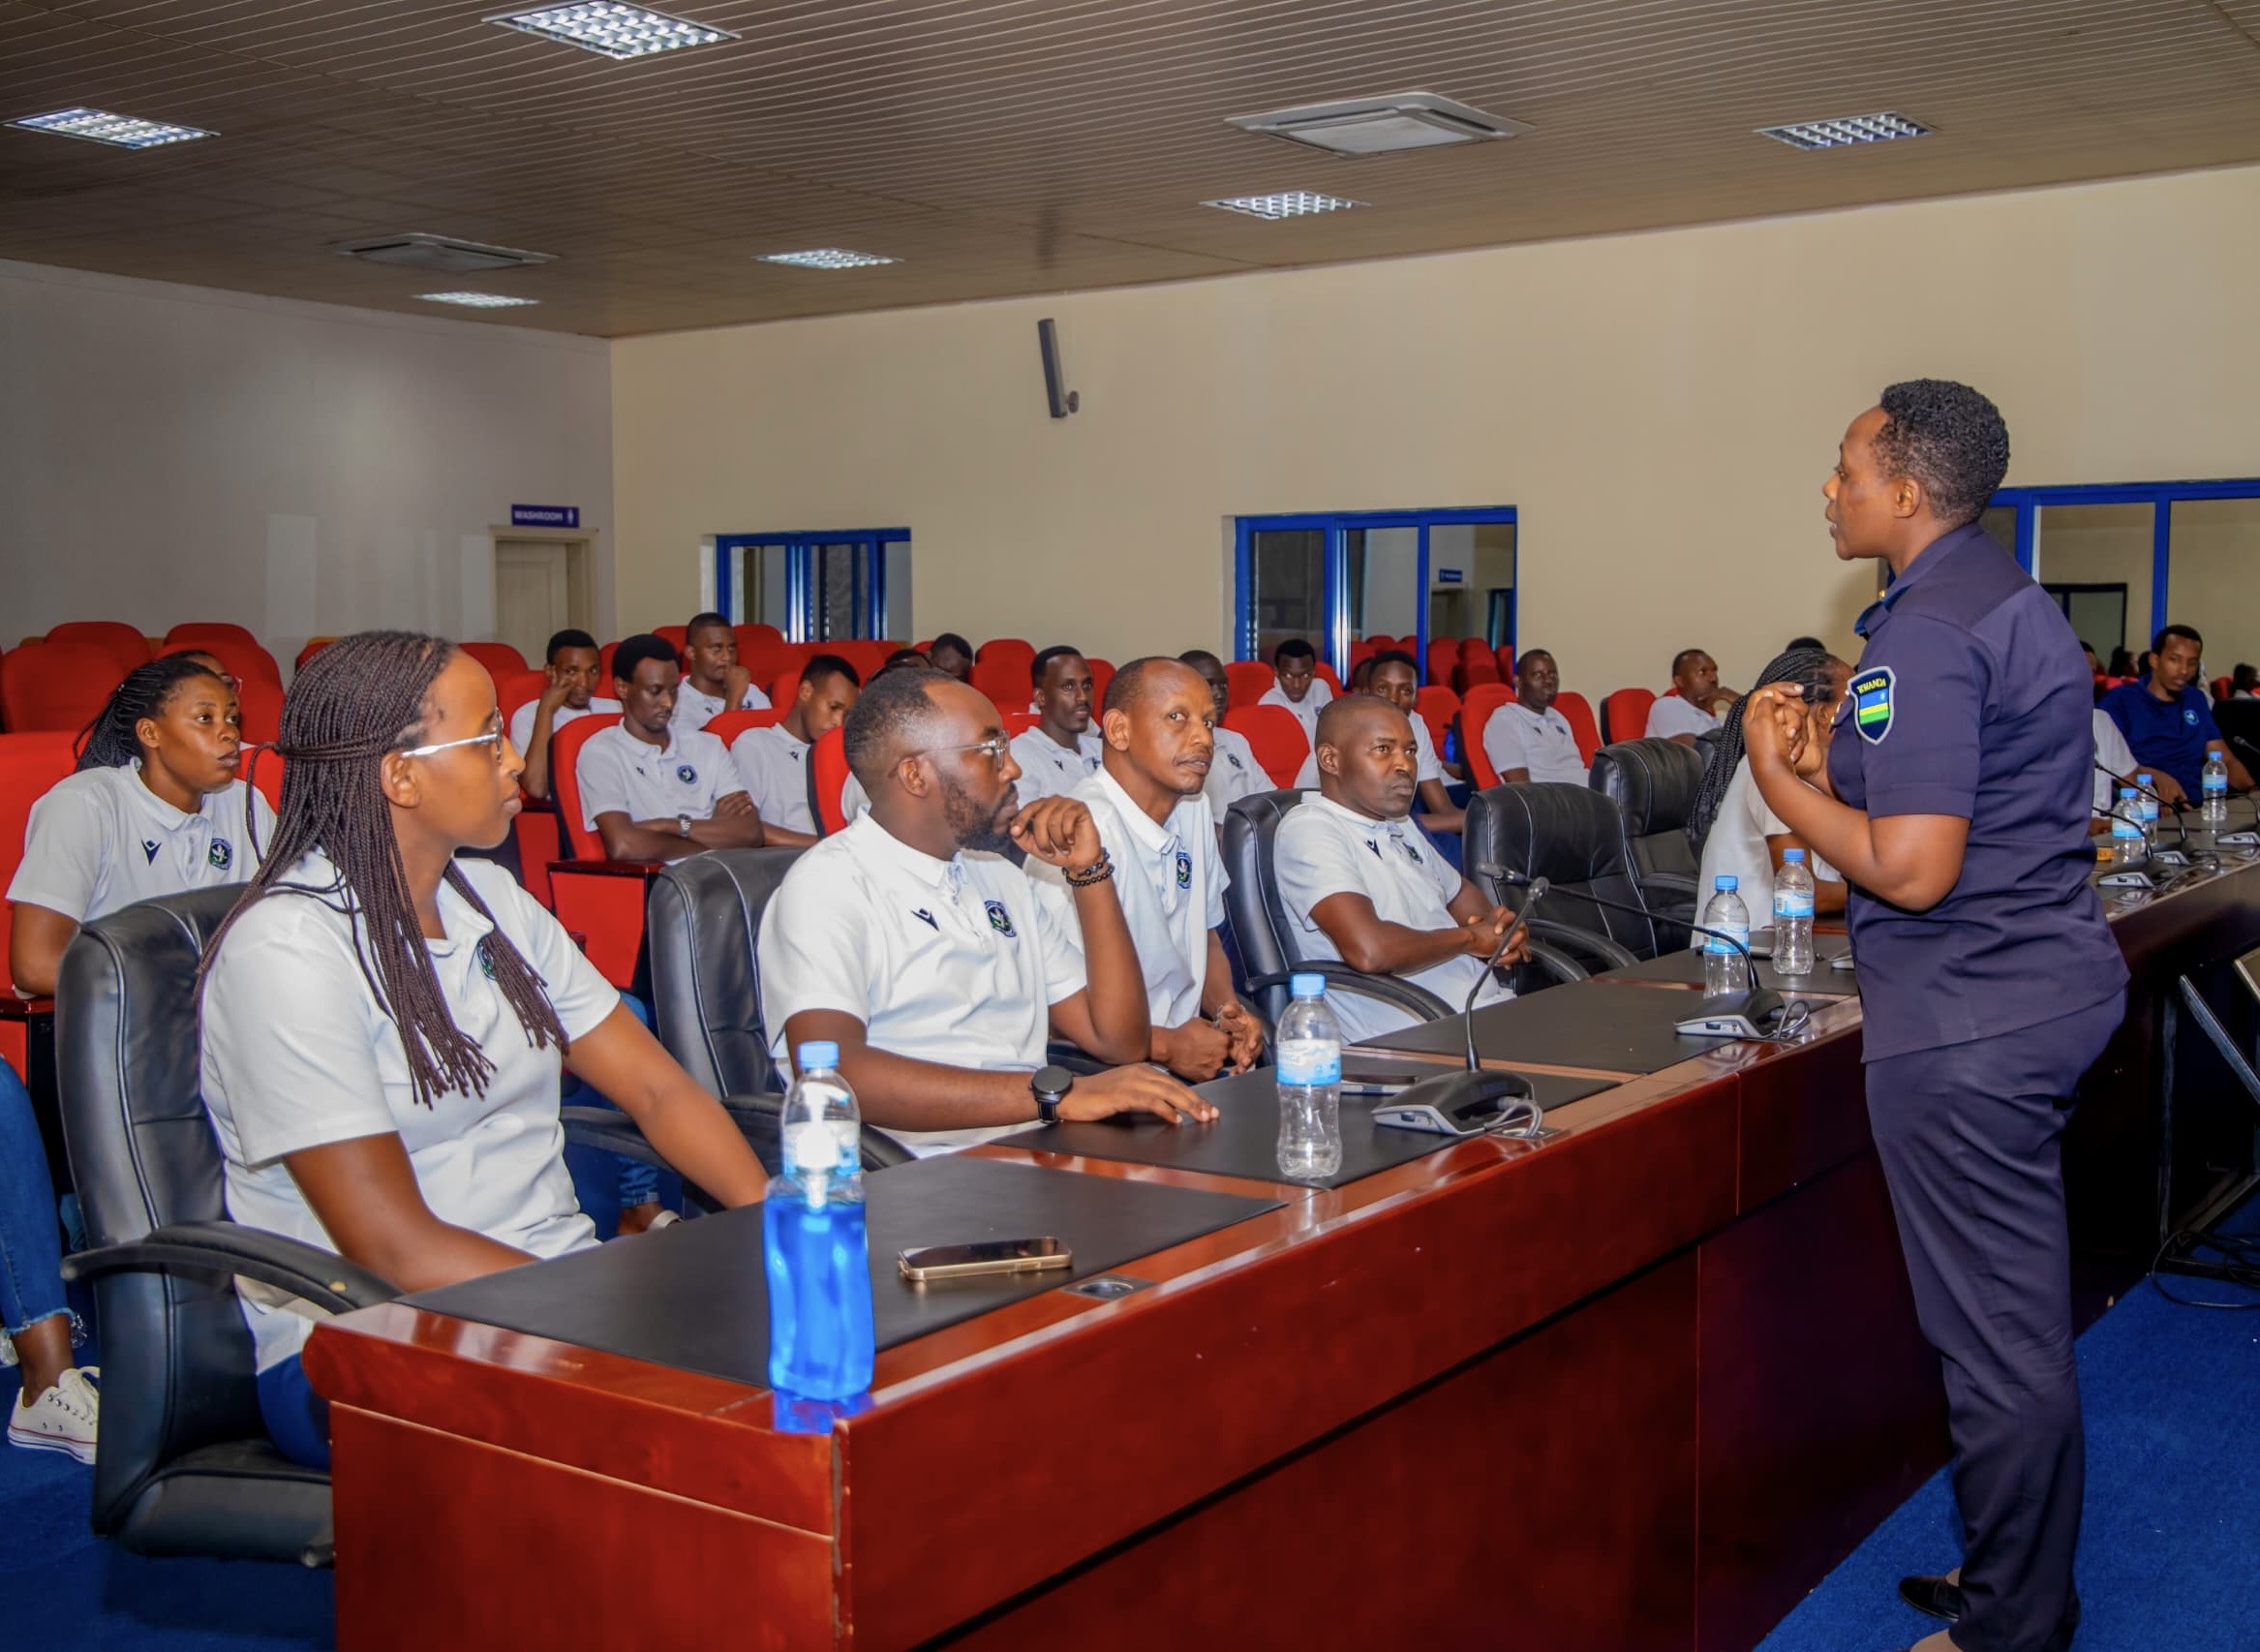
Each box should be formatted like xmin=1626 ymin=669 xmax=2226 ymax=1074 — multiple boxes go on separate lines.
xmin=75 ymin=654 xmax=226 ymax=772
xmin=200 ymin=631 xmax=565 ymax=1109
xmin=1688 ymin=647 xmax=1842 ymax=850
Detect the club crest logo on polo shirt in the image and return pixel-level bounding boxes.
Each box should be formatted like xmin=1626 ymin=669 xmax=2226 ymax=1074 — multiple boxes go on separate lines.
xmin=984 ymin=900 xmax=1017 ymax=937
xmin=1850 ymin=667 xmax=1896 ymax=745
xmin=2184 ymin=707 xmax=2200 ymax=726
xmin=476 ymin=940 xmax=498 ymax=982
xmin=1225 ymin=752 xmax=1243 ymax=772
xmin=676 ymin=762 xmax=698 ymax=784
xmin=141 ymin=839 xmax=161 ymax=864
xmin=207 ymin=839 xmax=233 ymax=872
xmin=1175 ymin=850 xmax=1192 ymax=890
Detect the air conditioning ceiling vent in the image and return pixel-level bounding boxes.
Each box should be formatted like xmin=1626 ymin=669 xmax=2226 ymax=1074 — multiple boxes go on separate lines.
xmin=335 ymin=232 xmax=556 ymax=273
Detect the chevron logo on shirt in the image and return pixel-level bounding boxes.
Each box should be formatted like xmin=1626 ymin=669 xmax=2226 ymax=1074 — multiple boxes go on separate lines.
xmin=142 ymin=840 xmax=161 ymax=863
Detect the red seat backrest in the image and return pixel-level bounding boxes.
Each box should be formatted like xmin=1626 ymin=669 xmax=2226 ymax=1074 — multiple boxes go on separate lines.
xmin=1455 ymin=636 xmax=1491 ymax=658
xmin=1493 ymin=644 xmax=1515 ymax=683
xmin=1085 ymin=657 xmax=1115 ymax=713
xmin=1457 ymin=685 xmax=1519 ymax=788
xmin=1223 ymin=705 xmax=1311 ymax=787
xmin=234 ymin=674 xmax=285 ymax=748
xmin=734 ymin=623 xmax=784 ymax=659
xmin=2213 ymin=676 xmax=2232 ymax=703
xmin=705 ymin=709 xmax=781 ymax=754
xmin=1451 ymin=656 xmax=1501 ymax=694
xmin=598 ymin=640 xmax=621 ymax=688
xmin=458 ymin=641 xmax=528 ymax=685
xmin=977 ymin=636 xmax=1035 ymax=668
xmin=1313 ymin=662 xmax=1344 ymax=697
xmin=654 ymin=625 xmax=688 ymax=656
xmin=242 ymin=743 xmax=287 ymax=812
xmin=972 ymin=656 xmax=1029 ymax=713
xmin=551 ymin=713 xmax=624 ymax=860
xmin=1002 ymin=710 xmax=1039 ymax=737
xmin=0 ymin=731 xmax=82 ymax=1002
xmin=1555 ymin=690 xmax=1602 ymax=766
xmin=1 ymin=640 xmax=121 ymax=734
xmin=1425 ymin=638 xmax=1458 ymax=685
xmin=1225 ymin=661 xmax=1274 ymax=710
xmin=498 ymin=668 xmax=551 ymax=734
xmin=1415 ymin=686 xmax=1461 ymax=758
xmin=295 ymin=637 xmax=337 ymax=672
xmin=808 ymin=725 xmax=853 ymax=836
xmin=1603 ymin=687 xmax=1656 ymax=745
xmin=769 ymin=667 xmax=804 ymax=711
xmin=46 ymin=622 xmax=151 ymax=682
xmin=172 ymin=634 xmax=282 ymax=688
xmin=164 ymin=623 xmax=259 ymax=651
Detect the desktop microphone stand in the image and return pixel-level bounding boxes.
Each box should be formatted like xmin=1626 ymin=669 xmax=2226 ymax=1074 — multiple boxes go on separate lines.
xmin=1373 ymin=879 xmax=1548 ymax=1139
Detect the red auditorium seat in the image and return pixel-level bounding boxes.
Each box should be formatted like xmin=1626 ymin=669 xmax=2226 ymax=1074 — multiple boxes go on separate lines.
xmin=234 ymin=674 xmax=284 ymax=748
xmin=1002 ymin=710 xmax=1039 ymax=737
xmin=497 ymin=668 xmax=550 ymax=734
xmin=1555 ymin=690 xmax=1603 ymax=766
xmin=1603 ymin=688 xmax=1657 ymax=745
xmin=0 ymin=731 xmax=78 ymax=1074
xmin=977 ymin=636 xmax=1034 ymax=665
xmin=654 ymin=625 xmax=688 ymax=656
xmin=545 ymin=714 xmax=648 ymax=988
xmin=1415 ymin=686 xmax=1460 ymax=760
xmin=598 ymin=640 xmax=621 ymax=688
xmin=769 ymin=666 xmax=804 ymax=710
xmin=295 ymin=637 xmax=337 ymax=672
xmin=1456 ymin=685 xmax=1518 ymax=788
xmin=735 ymin=623 xmax=784 ymax=660
xmin=1225 ymin=661 xmax=1274 ymax=710
xmin=1425 ymin=638 xmax=1458 ymax=686
xmin=164 ymin=623 xmax=259 ymax=651
xmin=458 ymin=640 xmax=529 ymax=684
xmin=1493 ymin=644 xmax=1515 ymax=682
xmin=1223 ymin=705 xmax=1310 ymax=787
xmin=1086 ymin=657 xmax=1115 ymax=710
xmin=972 ymin=656 xmax=1029 ymax=712
xmin=1451 ymin=655 xmax=1501 ymax=694
xmin=46 ymin=622 xmax=151 ymax=681
xmin=808 ymin=725 xmax=854 ymax=836
xmin=1 ymin=639 xmax=122 ymax=734
xmin=704 ymin=709 xmax=780 ymax=751
xmin=2214 ymin=676 xmax=2232 ymax=703
xmin=177 ymin=635 xmax=283 ymax=688
xmin=1313 ymin=661 xmax=1344 ymax=697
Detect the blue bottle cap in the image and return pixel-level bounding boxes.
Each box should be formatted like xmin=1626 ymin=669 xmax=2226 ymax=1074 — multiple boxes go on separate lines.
xmin=2138 ymin=774 xmax=2153 ymax=783
xmin=797 ymin=1041 xmax=840 ymax=1070
xmin=1782 ymin=848 xmax=1805 ymax=863
xmin=2120 ymin=788 xmax=2137 ymax=800
xmin=1290 ymin=972 xmax=1326 ymax=998
xmin=1716 ymin=874 xmax=1738 ymax=891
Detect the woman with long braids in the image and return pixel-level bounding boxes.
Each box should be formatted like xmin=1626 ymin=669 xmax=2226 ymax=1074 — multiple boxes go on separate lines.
xmin=198 ymin=632 xmax=769 ymax=1469
xmin=1687 ymin=646 xmax=1852 ymax=933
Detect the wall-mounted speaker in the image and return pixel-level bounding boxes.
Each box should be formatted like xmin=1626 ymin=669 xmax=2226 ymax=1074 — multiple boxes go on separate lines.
xmin=1037 ymin=318 xmax=1079 ymax=418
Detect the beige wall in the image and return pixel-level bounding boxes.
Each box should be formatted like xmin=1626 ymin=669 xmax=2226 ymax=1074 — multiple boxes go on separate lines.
xmin=613 ymin=163 xmax=2260 ymax=695
xmin=2032 ymin=503 xmax=2153 ymax=659
xmin=2167 ymin=498 xmax=2260 ymax=677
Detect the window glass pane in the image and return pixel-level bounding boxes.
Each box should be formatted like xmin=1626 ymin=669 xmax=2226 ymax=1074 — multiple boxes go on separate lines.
xmin=2035 ymin=504 xmax=2152 ymax=665
xmin=2167 ymin=498 xmax=2260 ymax=682
xmin=1425 ymin=522 xmax=1516 ymax=653
xmin=1251 ymin=529 xmax=1325 ymax=664
xmin=881 ymin=538 xmax=913 ymax=642
xmin=1347 ymin=527 xmax=1418 ymax=648
xmin=815 ymin=542 xmax=858 ymax=639
xmin=734 ymin=543 xmax=791 ymax=628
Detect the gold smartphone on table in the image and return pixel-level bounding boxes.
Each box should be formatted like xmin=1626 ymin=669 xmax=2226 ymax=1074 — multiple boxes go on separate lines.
xmin=898 ymin=1237 xmax=1073 ymax=1282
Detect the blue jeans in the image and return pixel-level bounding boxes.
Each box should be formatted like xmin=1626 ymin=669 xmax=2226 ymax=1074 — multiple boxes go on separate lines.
xmin=564 ymin=994 xmax=676 ymax=1235
xmin=257 ymin=1355 xmax=330 ymax=1472
xmin=0 ymin=1055 xmax=70 ymax=1344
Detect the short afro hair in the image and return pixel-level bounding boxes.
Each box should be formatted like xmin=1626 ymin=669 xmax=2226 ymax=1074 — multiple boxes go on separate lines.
xmin=841 ymin=666 xmax=951 ymax=790
xmin=1030 ymin=644 xmax=1085 ymax=688
xmin=801 ymin=652 xmax=862 ymax=691
xmin=2153 ymin=624 xmax=2203 ymax=656
xmin=546 ymin=627 xmax=597 ymax=661
xmin=610 ymin=633 xmax=680 ymax=686
xmin=685 ymin=611 xmax=731 ymax=640
xmin=1873 ymin=380 xmax=2010 ymax=528
xmin=931 ymin=632 xmax=973 ymax=659
xmin=1102 ymin=655 xmax=1203 ymax=719
xmin=1367 ymin=649 xmax=1419 ymax=679
xmin=1272 ymin=638 xmax=1316 ymax=666
xmin=1670 ymin=648 xmax=1707 ymax=678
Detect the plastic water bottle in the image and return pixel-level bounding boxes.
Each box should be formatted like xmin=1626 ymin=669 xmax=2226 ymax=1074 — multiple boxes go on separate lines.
xmin=1701 ymin=875 xmax=1752 ymax=996
xmin=2201 ymin=754 xmax=2230 ymax=826
xmin=1275 ymin=974 xmax=1343 ymax=1179
xmin=763 ymin=1041 xmax=874 ymax=1400
xmin=2109 ymin=788 xmax=2149 ymax=866
xmin=2135 ymin=776 xmax=2161 ymax=838
xmin=1773 ymin=850 xmax=1815 ymax=976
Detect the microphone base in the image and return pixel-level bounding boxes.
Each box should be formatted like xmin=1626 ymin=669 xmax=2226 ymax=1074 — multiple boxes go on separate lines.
xmin=1675 ymin=988 xmax=1789 ymax=1039
xmin=1375 ymin=1068 xmax=1545 ymax=1138
xmin=2097 ymin=869 xmax=2155 ymax=889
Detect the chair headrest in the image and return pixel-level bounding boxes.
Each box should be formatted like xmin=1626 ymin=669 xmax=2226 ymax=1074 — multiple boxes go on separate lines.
xmin=646 ymin=846 xmax=804 ymax=1097
xmin=1590 ymin=738 xmax=1707 ymax=836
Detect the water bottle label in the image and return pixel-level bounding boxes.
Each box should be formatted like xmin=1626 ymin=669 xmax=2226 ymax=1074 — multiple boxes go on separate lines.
xmin=1774 ymin=893 xmax=1814 ymax=920
xmin=2111 ymin=818 xmax=2141 ymax=839
xmin=2204 ymin=774 xmax=2228 ymax=796
xmin=1276 ymin=1038 xmax=1341 ymax=1086
xmin=1704 ymin=925 xmax=1750 ymax=955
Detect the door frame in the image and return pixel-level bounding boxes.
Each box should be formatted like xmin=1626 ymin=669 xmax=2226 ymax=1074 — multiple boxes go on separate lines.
xmin=487 ymin=526 xmax=596 ymax=648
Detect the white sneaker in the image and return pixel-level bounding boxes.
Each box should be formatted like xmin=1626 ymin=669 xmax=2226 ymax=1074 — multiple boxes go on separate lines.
xmin=0 ymin=1328 xmax=15 ymax=1367
xmin=8 ymin=1365 xmax=99 ymax=1463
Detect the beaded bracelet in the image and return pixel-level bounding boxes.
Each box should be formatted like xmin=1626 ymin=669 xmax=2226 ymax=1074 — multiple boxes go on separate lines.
xmin=1062 ymin=851 xmax=1115 ymax=888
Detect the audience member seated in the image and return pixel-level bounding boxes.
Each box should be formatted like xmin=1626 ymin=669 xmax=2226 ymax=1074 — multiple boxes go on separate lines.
xmin=1292 ymin=652 xmax=1463 ymax=834
xmin=1690 ymin=648 xmax=1851 ymax=926
xmin=9 ymin=654 xmax=275 ymax=997
xmin=2105 ymin=646 xmax=2135 ymax=679
xmin=672 ymin=611 xmax=772 ymax=732
xmin=198 ymin=632 xmax=769 ymax=1469
xmin=511 ymin=627 xmax=620 ymax=801
xmin=1276 ymin=696 xmax=1528 ymax=1043
xmin=2091 ymin=706 xmax=2140 ymax=832
xmin=2099 ymin=624 xmax=2253 ymax=802
xmin=1009 ymin=645 xmax=1104 ymax=802
xmin=1648 ymin=648 xmax=1743 ymax=745
xmin=1179 ymin=650 xmax=1271 ymax=816
xmin=1026 ymin=658 xmax=1264 ymax=1082
xmin=1 ymin=1057 xmax=92 ymax=1461
xmin=756 ymin=668 xmax=1215 ymax=1154
xmin=577 ymin=634 xmax=765 ymax=861
xmin=880 ymin=648 xmax=930 ymax=675
xmin=928 ymin=633 xmax=975 ymax=685
xmin=2231 ymin=663 xmax=2259 ymax=700
xmin=730 ymin=653 xmax=861 ymax=848
xmin=1482 ymin=648 xmax=1589 ymax=785
xmin=1259 ymin=639 xmax=1332 ymax=743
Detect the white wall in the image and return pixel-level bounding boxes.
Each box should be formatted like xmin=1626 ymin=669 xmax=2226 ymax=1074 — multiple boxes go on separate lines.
xmin=0 ymin=260 xmax=614 ymax=669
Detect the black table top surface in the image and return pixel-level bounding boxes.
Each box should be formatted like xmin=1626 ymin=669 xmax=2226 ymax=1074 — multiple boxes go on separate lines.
xmin=1601 ymin=931 xmax=1857 ymax=996
xmin=404 ymin=1154 xmax=1281 ymax=1389
xmin=993 ymin=1055 xmax=1615 ymax=1187
xmin=1366 ymin=974 xmax=1752 ymax=1074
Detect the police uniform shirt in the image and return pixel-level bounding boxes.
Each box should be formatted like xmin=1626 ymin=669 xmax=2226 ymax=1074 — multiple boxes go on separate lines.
xmin=2098 ymin=679 xmax=2222 ymax=798
xmin=1009 ymin=727 xmax=1105 ymax=805
xmin=731 ymin=721 xmax=817 ymax=836
xmin=1482 ymin=701 xmax=1589 ymax=785
xmin=199 ymin=852 xmax=618 ymax=1371
xmin=1647 ymin=695 xmax=1726 ymax=741
xmin=1027 ymin=768 xmax=1226 ymax=1028
xmin=1204 ymin=724 xmax=1272 ymax=815
xmin=1827 ymin=523 xmax=2125 ymax=1059
xmin=1273 ymin=793 xmax=1510 ymax=1045
xmin=672 ymin=679 xmax=772 ymax=734
xmin=757 ymin=812 xmax=1088 ymax=1155
xmin=573 ymin=721 xmax=748 ymax=833
xmin=1258 ymin=678 xmax=1333 ymax=744
xmin=1292 ymin=718 xmax=1444 ymax=789
xmin=2091 ymin=709 xmax=2137 ymax=814
xmin=1692 ymin=757 xmax=1843 ymax=945
xmin=9 ymin=763 xmax=276 ymax=925
xmin=507 ymin=696 xmax=621 ymax=756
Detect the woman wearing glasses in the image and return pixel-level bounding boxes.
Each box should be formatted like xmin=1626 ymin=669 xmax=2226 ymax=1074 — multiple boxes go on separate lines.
xmin=197 ymin=632 xmax=769 ymax=1469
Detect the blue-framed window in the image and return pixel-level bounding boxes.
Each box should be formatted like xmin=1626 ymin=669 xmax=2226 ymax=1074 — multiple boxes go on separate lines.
xmin=1233 ymin=506 xmax=1516 ymax=682
xmin=710 ymin=530 xmax=911 ymax=641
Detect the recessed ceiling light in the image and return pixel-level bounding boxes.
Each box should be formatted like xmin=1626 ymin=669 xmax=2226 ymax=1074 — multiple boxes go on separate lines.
xmin=1202 ymin=191 xmax=1364 ymax=221
xmin=489 ymin=3 xmax=737 ymax=60
xmin=415 ymin=292 xmax=540 ymax=308
xmin=756 ymin=248 xmax=899 ymax=270
xmin=7 ymin=107 xmax=214 ymax=150
xmin=1228 ymin=93 xmax=1528 ymax=158
xmin=1757 ymin=111 xmax=1933 ymax=151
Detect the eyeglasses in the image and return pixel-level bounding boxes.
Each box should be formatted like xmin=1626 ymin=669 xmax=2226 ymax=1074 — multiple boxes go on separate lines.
xmin=399 ymin=715 xmax=508 ymax=764
xmin=901 ymin=735 xmax=1012 ymax=771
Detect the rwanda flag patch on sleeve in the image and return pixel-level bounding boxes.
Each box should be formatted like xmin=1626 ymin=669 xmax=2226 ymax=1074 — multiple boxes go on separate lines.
xmin=1851 ymin=666 xmax=1895 ymax=745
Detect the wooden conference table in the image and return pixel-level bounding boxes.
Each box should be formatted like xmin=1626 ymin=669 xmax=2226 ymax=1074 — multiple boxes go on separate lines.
xmin=306 ymin=839 xmax=2260 ymax=1652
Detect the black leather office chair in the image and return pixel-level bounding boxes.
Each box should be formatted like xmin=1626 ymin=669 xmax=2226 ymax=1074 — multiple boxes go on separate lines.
xmin=1464 ymin=784 xmax=1656 ymax=969
xmin=646 ymin=848 xmax=911 ymax=1171
xmin=1589 ymin=738 xmax=1705 ymax=951
xmin=1221 ymin=789 xmax=1585 ymax=1028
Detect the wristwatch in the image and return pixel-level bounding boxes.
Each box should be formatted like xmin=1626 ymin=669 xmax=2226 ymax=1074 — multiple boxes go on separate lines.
xmin=677 ymin=812 xmax=693 ymax=837
xmin=1030 ymin=1064 xmax=1074 ymax=1124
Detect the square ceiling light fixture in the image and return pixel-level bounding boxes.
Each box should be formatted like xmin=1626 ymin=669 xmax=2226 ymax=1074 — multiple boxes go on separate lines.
xmin=1203 ymin=190 xmax=1363 ymax=220
xmin=1226 ymin=92 xmax=1529 ymax=157
xmin=1757 ymin=111 xmax=1933 ymax=151
xmin=489 ymin=3 xmax=737 ymax=60
xmin=7 ymin=107 xmax=214 ymax=149
xmin=757 ymin=248 xmax=899 ymax=269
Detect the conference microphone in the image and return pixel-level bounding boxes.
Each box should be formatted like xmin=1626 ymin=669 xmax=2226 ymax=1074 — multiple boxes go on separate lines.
xmin=1477 ymin=864 xmax=1806 ymax=1040
xmin=1370 ymin=879 xmax=1547 ymax=1141
xmin=2094 ymin=763 xmax=2189 ymax=846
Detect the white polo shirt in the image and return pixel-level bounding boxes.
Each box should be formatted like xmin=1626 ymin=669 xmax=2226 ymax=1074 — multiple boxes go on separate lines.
xmin=1010 ymin=726 xmax=1104 ymax=805
xmin=758 ymin=812 xmax=1088 ymax=1156
xmin=1482 ymin=701 xmax=1589 ymax=785
xmin=1028 ymin=768 xmax=1226 ymax=1029
xmin=1273 ymin=792 xmax=1510 ymax=1044
xmin=507 ymin=696 xmax=620 ymax=756
xmin=2092 ymin=709 xmax=2137 ymax=813
xmin=1258 ymin=678 xmax=1333 ymax=744
xmin=1693 ymin=758 xmax=1843 ymax=944
xmin=199 ymin=852 xmax=618 ymax=1370
xmin=731 ymin=721 xmax=816 ymax=835
xmin=574 ymin=722 xmax=748 ymax=833
xmin=1204 ymin=725 xmax=1273 ymax=816
xmin=1646 ymin=695 xmax=1725 ymax=742
xmin=673 ymin=680 xmax=772 ymax=733
xmin=9 ymin=764 xmax=276 ymax=926
xmin=1293 ymin=717 xmax=1443 ymax=788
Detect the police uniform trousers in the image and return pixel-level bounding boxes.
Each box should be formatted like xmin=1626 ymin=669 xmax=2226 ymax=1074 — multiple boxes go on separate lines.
xmin=1865 ymin=991 xmax=2123 ymax=1652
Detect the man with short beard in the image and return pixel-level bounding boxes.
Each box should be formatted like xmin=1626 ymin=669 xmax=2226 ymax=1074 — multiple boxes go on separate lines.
xmin=758 ymin=668 xmax=1215 ymax=1155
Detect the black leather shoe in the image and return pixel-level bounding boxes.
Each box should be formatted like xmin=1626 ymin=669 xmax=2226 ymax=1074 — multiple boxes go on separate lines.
xmin=1898 ymin=1575 xmax=1964 ymax=1622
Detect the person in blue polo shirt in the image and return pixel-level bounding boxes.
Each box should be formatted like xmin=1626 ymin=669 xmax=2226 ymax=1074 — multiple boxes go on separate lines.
xmin=2098 ymin=624 xmax=2252 ymax=803
xmin=1744 ymin=381 xmax=2125 ymax=1652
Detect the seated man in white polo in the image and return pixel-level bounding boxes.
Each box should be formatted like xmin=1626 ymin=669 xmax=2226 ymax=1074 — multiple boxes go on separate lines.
xmin=1482 ymin=648 xmax=1589 ymax=785
xmin=574 ymin=633 xmax=765 ymax=861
